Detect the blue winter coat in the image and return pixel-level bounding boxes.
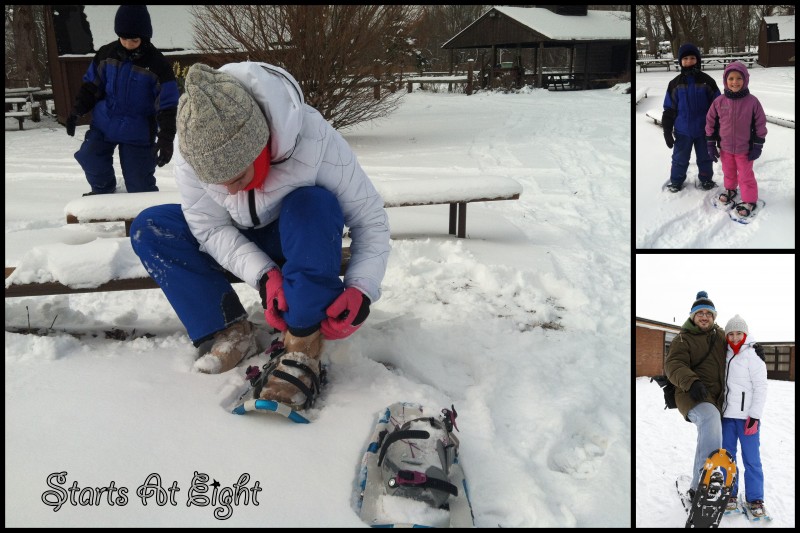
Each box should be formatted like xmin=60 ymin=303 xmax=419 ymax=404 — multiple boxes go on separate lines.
xmin=74 ymin=40 xmax=179 ymax=146
xmin=663 ymin=70 xmax=721 ymax=138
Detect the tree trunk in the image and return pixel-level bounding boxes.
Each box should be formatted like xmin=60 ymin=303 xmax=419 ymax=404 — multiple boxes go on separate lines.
xmin=12 ymin=6 xmax=42 ymax=87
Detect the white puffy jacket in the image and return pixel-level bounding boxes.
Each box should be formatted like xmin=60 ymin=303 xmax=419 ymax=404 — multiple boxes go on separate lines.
xmin=722 ymin=339 xmax=768 ymax=420
xmin=173 ymin=62 xmax=390 ymax=302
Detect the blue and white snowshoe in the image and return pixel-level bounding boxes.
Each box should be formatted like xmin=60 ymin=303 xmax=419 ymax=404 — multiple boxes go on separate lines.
xmin=355 ymin=402 xmax=474 ymax=528
xmin=228 ymin=339 xmax=326 ymax=424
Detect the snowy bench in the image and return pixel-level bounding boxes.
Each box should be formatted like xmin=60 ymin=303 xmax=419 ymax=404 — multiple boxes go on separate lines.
xmin=644 ymin=110 xmax=662 ymax=126
xmin=4 ymin=247 xmax=351 ymax=298
xmin=8 ymin=177 xmax=521 ymax=298
xmin=65 ymin=177 xmax=523 ymax=239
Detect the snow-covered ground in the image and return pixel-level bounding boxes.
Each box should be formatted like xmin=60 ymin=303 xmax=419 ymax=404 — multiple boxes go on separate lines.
xmin=636 ymin=377 xmax=795 ymax=528
xmin=5 ymin=86 xmax=631 ymax=526
xmin=635 ymin=65 xmax=795 ymax=249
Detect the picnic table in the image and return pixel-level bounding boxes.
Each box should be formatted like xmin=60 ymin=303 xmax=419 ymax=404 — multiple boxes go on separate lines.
xmin=636 ymin=59 xmax=674 ymax=72
xmin=701 ymin=55 xmax=757 ymax=69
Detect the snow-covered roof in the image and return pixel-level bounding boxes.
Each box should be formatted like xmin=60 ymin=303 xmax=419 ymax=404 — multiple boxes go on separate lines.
xmin=493 ymin=6 xmax=630 ymax=41
xmin=764 ymin=15 xmax=796 ymax=41
xmin=84 ymin=5 xmax=197 ymax=51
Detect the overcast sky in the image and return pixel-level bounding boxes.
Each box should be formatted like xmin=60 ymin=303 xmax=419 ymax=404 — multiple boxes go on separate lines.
xmin=636 ymin=254 xmax=795 ymax=342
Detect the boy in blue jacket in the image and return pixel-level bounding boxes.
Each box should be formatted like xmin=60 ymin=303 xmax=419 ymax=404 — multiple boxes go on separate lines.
xmin=661 ymin=43 xmax=721 ymax=193
xmin=66 ymin=5 xmax=179 ymax=195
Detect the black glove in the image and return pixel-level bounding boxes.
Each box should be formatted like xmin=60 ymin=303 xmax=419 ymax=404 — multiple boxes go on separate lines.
xmin=662 ymin=109 xmax=676 ymax=149
xmin=153 ymin=136 xmax=174 ymax=167
xmin=753 ymin=343 xmax=765 ymax=362
xmin=688 ymin=380 xmax=708 ymax=402
xmin=66 ymin=113 xmax=78 ymax=137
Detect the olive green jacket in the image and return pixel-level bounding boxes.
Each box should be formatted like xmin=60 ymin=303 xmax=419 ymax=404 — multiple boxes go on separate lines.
xmin=664 ymin=318 xmax=727 ymax=421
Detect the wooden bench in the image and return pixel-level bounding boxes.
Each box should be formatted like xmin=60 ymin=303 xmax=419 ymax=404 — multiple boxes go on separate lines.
xmin=644 ymin=110 xmax=662 ymax=126
xmin=64 ymin=177 xmax=522 ymax=239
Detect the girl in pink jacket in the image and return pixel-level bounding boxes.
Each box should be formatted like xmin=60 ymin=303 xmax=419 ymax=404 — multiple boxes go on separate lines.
xmin=705 ymin=61 xmax=768 ymax=219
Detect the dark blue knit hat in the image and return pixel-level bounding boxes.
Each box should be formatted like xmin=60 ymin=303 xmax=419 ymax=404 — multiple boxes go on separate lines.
xmin=678 ymin=43 xmax=702 ymax=64
xmin=115 ymin=5 xmax=152 ymax=40
xmin=690 ymin=291 xmax=716 ymax=320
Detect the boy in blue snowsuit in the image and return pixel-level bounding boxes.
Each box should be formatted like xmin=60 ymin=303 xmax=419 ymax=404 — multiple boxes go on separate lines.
xmin=66 ymin=5 xmax=179 ymax=195
xmin=662 ymin=43 xmax=721 ymax=193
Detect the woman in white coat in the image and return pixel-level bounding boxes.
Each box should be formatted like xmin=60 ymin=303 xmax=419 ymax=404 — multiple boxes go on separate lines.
xmin=131 ymin=63 xmax=390 ymax=410
xmin=721 ymin=315 xmax=768 ymax=517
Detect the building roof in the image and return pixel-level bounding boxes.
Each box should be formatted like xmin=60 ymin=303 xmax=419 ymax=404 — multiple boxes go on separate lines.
xmin=493 ymin=6 xmax=630 ymax=41
xmin=442 ymin=6 xmax=630 ymax=49
xmin=764 ymin=15 xmax=796 ymax=41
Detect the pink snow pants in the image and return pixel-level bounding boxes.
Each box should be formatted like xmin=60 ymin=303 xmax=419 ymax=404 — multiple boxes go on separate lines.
xmin=720 ymin=150 xmax=758 ymax=203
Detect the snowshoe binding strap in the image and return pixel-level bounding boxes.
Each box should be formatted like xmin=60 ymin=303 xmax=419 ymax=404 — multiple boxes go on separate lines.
xmin=388 ymin=470 xmax=458 ymax=497
xmin=735 ymin=202 xmax=756 ymax=217
xmin=377 ymin=429 xmax=431 ymax=467
xmin=718 ymin=189 xmax=737 ymax=204
xmin=270 ymin=358 xmax=322 ymax=410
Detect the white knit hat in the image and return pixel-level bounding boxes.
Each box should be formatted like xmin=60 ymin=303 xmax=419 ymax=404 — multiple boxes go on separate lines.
xmin=178 ymin=63 xmax=269 ymax=184
xmin=724 ymin=314 xmax=749 ymax=335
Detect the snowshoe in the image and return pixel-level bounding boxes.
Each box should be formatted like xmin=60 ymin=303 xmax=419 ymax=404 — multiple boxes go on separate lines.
xmin=697 ymin=179 xmax=717 ymax=191
xmin=709 ymin=188 xmax=738 ymax=211
xmin=662 ymin=180 xmax=684 ymax=193
xmin=740 ymin=496 xmax=773 ymax=522
xmin=229 ymin=339 xmax=327 ymax=424
xmin=728 ymin=199 xmax=766 ymax=225
xmin=355 ymin=402 xmax=474 ymax=528
xmin=685 ymin=449 xmax=736 ymax=528
xmin=723 ymin=495 xmax=742 ymax=516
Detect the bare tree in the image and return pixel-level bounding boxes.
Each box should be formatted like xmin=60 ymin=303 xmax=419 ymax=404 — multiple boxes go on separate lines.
xmin=5 ymin=5 xmax=47 ymax=88
xmin=191 ymin=5 xmax=419 ymax=130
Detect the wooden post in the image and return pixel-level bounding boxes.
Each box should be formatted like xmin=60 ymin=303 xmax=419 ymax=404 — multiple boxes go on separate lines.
xmin=537 ymin=42 xmax=543 ymax=88
xmin=448 ymin=204 xmax=457 ymax=235
xmin=466 ymin=59 xmax=474 ymax=95
xmin=457 ymin=203 xmax=467 ymax=238
xmin=31 ymin=102 xmax=40 ymax=122
xmin=373 ymin=63 xmax=380 ymax=100
xmin=407 ymin=80 xmax=413 ymax=93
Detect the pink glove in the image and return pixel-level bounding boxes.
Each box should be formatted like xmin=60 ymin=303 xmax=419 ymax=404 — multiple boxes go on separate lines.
xmin=320 ymin=287 xmax=371 ymax=340
xmin=744 ymin=417 xmax=759 ymax=436
xmin=259 ymin=269 xmax=287 ymax=332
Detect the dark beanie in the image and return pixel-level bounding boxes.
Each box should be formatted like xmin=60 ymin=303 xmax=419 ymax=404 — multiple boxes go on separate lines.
xmin=690 ymin=291 xmax=716 ymax=320
xmin=678 ymin=43 xmax=702 ymax=64
xmin=115 ymin=5 xmax=153 ymax=40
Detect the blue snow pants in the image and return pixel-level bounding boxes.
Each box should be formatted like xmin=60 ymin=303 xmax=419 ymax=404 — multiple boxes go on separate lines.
xmin=75 ymin=128 xmax=158 ymax=194
xmin=688 ymin=402 xmax=723 ymax=490
xmin=722 ymin=417 xmax=764 ymax=502
xmin=130 ymin=186 xmax=345 ymax=346
xmin=669 ymin=133 xmax=714 ymax=186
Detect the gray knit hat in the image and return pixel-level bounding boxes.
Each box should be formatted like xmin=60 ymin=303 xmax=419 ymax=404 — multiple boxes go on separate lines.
xmin=178 ymin=64 xmax=269 ymax=184
xmin=725 ymin=314 xmax=749 ymax=335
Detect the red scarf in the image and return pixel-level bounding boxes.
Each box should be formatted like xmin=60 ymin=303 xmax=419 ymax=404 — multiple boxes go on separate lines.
xmin=727 ymin=333 xmax=747 ymax=355
xmin=242 ymin=145 xmax=271 ymax=191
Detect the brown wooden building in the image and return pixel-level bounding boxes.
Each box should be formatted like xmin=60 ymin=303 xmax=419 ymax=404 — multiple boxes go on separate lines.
xmin=757 ymin=15 xmax=796 ymax=68
xmin=441 ymin=5 xmax=631 ymax=90
xmin=636 ymin=317 xmax=796 ymax=382
xmin=44 ymin=5 xmax=208 ymax=126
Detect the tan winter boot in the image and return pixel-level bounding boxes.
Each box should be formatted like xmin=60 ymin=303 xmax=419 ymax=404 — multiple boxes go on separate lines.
xmin=259 ymin=329 xmax=324 ymax=409
xmin=194 ymin=320 xmax=257 ymax=374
